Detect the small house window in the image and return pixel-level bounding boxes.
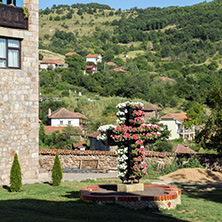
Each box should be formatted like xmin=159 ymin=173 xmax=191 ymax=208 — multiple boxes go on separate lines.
xmin=0 ymin=37 xmax=21 ymax=69
xmin=60 ymin=121 xmax=63 ymax=125
xmin=68 ymin=121 xmax=71 ymax=125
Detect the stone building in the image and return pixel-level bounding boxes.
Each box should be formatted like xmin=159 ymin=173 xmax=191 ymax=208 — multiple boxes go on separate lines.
xmin=143 ymin=104 xmax=161 ymax=122
xmin=0 ymin=1 xmax=39 ymax=184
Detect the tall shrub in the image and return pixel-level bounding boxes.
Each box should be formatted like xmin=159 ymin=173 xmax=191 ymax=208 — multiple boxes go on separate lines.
xmin=52 ymin=152 xmax=63 ymax=186
xmin=10 ymin=153 xmax=22 ymax=192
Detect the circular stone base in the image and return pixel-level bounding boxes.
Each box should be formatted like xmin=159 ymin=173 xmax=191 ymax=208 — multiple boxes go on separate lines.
xmin=80 ymin=184 xmax=181 ymax=209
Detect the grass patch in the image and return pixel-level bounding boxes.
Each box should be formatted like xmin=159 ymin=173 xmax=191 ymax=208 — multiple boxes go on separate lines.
xmin=39 ymin=49 xmax=65 ymax=62
xmin=0 ymin=178 xmax=221 ymax=222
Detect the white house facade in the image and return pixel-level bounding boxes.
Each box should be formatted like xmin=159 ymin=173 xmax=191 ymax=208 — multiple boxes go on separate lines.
xmin=159 ymin=113 xmax=195 ymax=140
xmin=47 ymin=107 xmax=88 ymax=128
xmin=86 ymin=54 xmax=102 ymax=64
xmin=51 ymin=118 xmax=80 ymax=127
xmin=40 ymin=59 xmax=68 ymax=70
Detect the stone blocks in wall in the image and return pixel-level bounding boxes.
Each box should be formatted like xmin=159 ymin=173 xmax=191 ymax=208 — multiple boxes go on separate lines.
xmin=0 ymin=0 xmax=39 ymax=185
xmin=39 ymin=150 xmax=222 ymax=173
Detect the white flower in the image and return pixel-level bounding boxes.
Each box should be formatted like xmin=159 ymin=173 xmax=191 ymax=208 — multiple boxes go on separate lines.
xmin=118 ymin=154 xmax=128 ymax=162
xmin=116 ymin=101 xmax=131 ymax=109
xmin=97 ymin=124 xmax=116 ymax=132
xmin=97 ymin=134 xmax=107 ymax=141
xmin=116 ymin=101 xmax=144 ymax=109
xmin=116 ymin=111 xmax=125 ymax=116
xmin=116 ymin=119 xmax=124 ymax=124
xmin=117 ymin=147 xmax=128 ymax=155
xmin=117 ymin=163 xmax=127 ymax=170
xmin=117 ymin=170 xmax=127 ymax=178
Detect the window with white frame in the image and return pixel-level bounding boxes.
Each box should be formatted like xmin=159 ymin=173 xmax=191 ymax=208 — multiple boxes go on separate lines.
xmin=0 ymin=37 xmax=21 ymax=69
xmin=60 ymin=120 xmax=63 ymax=125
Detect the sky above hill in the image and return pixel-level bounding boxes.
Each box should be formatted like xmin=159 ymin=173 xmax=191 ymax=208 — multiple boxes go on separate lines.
xmin=38 ymin=0 xmax=213 ymax=10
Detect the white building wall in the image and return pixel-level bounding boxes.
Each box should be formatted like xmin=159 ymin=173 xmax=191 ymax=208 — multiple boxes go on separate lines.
xmin=86 ymin=55 xmax=102 ymax=64
xmin=159 ymin=119 xmax=179 ymax=140
xmin=40 ymin=63 xmax=56 ymax=70
xmin=86 ymin=57 xmax=97 ymax=64
xmin=51 ymin=118 xmax=79 ymax=127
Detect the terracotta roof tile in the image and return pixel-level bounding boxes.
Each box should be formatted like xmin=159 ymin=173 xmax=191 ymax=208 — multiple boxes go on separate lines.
xmin=73 ymin=141 xmax=86 ymax=149
xmin=159 ymin=77 xmax=176 ymax=82
xmin=40 ymin=59 xmax=65 ymax=64
xmin=113 ymin=67 xmax=127 ymax=73
xmin=86 ymin=54 xmax=100 ymax=58
xmin=160 ymin=113 xmax=188 ymax=123
xmin=44 ymin=126 xmax=82 ymax=135
xmin=47 ymin=108 xmax=88 ymax=120
xmin=107 ymin=62 xmax=117 ymax=67
xmin=172 ymin=144 xmax=197 ymax=154
xmin=44 ymin=126 xmax=65 ymax=135
xmin=65 ymin=52 xmax=77 ymax=56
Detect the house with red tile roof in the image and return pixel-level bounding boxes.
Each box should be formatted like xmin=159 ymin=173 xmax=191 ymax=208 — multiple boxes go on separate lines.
xmin=65 ymin=52 xmax=77 ymax=56
xmin=40 ymin=59 xmax=68 ymax=70
xmin=107 ymin=62 xmax=117 ymax=67
xmin=72 ymin=141 xmax=87 ymax=150
xmin=159 ymin=76 xmax=175 ymax=83
xmin=159 ymin=113 xmax=195 ymax=140
xmin=172 ymin=144 xmax=196 ymax=154
xmin=86 ymin=65 xmax=97 ymax=74
xmin=112 ymin=67 xmax=127 ymax=73
xmin=86 ymin=54 xmax=102 ymax=64
xmin=47 ymin=107 xmax=88 ymax=128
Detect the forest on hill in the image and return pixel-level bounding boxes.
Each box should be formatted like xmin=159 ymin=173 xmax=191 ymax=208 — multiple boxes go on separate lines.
xmin=39 ymin=0 xmax=222 ymax=105
xmin=39 ymin=1 xmax=222 ymax=153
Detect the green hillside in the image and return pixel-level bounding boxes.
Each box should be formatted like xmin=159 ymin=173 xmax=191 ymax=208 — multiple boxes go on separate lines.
xmin=38 ymin=2 xmax=221 ymax=150
xmin=39 ymin=0 xmax=222 ymax=103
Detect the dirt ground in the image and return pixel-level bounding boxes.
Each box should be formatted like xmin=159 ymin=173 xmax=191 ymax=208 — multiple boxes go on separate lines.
xmin=159 ymin=168 xmax=222 ymax=184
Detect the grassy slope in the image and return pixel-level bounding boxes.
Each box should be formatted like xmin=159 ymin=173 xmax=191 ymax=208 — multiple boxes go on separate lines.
xmin=39 ymin=9 xmax=122 ymax=39
xmin=0 ymin=179 xmax=221 ymax=222
xmin=39 ymin=49 xmax=66 ymax=62
xmin=39 ymin=5 xmax=222 ymax=71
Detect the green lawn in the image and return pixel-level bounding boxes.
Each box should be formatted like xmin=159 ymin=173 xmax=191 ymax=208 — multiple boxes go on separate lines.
xmin=0 ymin=179 xmax=221 ymax=222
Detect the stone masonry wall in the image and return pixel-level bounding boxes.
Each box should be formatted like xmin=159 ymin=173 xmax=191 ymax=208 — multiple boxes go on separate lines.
xmin=39 ymin=150 xmax=222 ymax=173
xmin=0 ymin=0 xmax=39 ymax=185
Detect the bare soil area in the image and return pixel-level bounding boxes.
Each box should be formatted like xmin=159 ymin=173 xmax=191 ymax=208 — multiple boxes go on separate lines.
xmin=159 ymin=168 xmax=222 ymax=184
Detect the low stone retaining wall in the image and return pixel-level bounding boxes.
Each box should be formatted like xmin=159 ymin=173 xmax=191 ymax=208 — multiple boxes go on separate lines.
xmin=39 ymin=149 xmax=117 ymax=172
xmin=39 ymin=149 xmax=222 ymax=172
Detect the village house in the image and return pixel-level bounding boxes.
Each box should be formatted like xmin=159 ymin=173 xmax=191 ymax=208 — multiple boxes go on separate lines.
xmin=46 ymin=107 xmax=88 ymax=127
xmin=112 ymin=67 xmax=127 ymax=73
xmin=0 ymin=0 xmax=39 ymax=184
xmin=107 ymin=61 xmax=117 ymax=67
xmin=172 ymin=144 xmax=196 ymax=154
xmin=86 ymin=54 xmax=102 ymax=64
xmin=40 ymin=59 xmax=68 ymax=70
xmin=65 ymin=52 xmax=77 ymax=56
xmin=143 ymin=104 xmax=161 ymax=122
xmin=86 ymin=65 xmax=97 ymax=74
xmin=159 ymin=113 xmax=195 ymax=140
xmin=72 ymin=141 xmax=87 ymax=151
xmin=44 ymin=108 xmax=88 ymax=135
